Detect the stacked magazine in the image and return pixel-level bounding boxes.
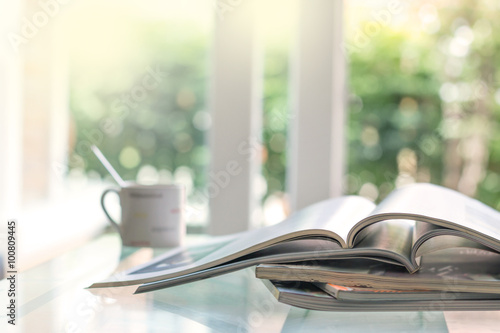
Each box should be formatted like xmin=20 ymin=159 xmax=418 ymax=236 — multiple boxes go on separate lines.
xmin=90 ymin=183 xmax=500 ymax=311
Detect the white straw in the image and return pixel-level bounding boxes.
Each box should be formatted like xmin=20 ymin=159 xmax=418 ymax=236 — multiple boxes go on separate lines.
xmin=91 ymin=145 xmax=126 ymax=187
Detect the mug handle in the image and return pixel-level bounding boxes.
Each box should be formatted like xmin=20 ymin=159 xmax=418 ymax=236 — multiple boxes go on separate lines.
xmin=101 ymin=188 xmax=122 ymax=237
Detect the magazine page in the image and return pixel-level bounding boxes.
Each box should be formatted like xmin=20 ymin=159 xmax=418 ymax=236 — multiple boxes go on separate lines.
xmin=408 ymin=222 xmax=498 ymax=268
xmin=134 ymin=239 xmax=356 ymax=293
xmin=413 ymin=234 xmax=495 ymax=259
xmin=347 ymin=183 xmax=500 ymax=248
xmin=129 ymin=238 xmax=344 ymax=288
xmin=351 ymin=219 xmax=414 ymax=260
xmin=91 ymin=196 xmax=375 ymax=287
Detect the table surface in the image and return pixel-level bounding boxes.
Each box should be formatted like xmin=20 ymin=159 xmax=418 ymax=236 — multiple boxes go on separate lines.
xmin=1 ymin=233 xmax=500 ymax=333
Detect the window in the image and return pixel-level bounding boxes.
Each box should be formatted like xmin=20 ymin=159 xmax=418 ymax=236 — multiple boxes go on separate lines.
xmin=4 ymin=0 xmax=499 ymax=269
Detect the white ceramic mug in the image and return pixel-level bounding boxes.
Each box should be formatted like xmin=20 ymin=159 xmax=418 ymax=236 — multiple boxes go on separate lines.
xmin=101 ymin=183 xmax=185 ymax=247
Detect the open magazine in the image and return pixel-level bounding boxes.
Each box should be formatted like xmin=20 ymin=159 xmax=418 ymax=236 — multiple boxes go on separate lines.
xmin=90 ymin=183 xmax=500 ymax=293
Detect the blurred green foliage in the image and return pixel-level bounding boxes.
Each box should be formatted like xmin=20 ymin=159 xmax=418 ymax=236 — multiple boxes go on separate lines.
xmin=70 ymin=21 xmax=210 ymax=189
xmin=347 ymin=30 xmax=443 ymax=199
xmin=346 ymin=0 xmax=500 ymax=209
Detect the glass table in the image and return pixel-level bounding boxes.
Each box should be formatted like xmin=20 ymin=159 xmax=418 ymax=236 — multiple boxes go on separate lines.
xmin=1 ymin=233 xmax=499 ymax=332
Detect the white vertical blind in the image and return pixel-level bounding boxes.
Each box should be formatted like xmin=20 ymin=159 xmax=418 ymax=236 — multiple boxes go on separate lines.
xmin=0 ymin=3 xmax=23 ymax=221
xmin=288 ymin=0 xmax=346 ymax=212
xmin=209 ymin=0 xmax=262 ymax=235
xmin=47 ymin=21 xmax=70 ymax=200
xmin=0 ymin=0 xmax=69 ymax=212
